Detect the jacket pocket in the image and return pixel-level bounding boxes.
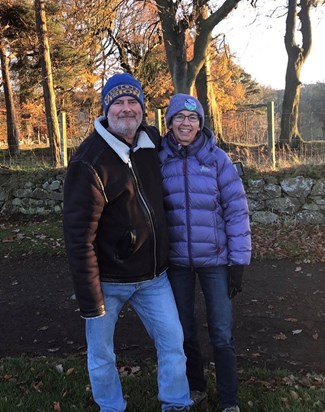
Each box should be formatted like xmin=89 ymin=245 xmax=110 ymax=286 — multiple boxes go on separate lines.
xmin=115 ymin=226 xmax=137 ymax=260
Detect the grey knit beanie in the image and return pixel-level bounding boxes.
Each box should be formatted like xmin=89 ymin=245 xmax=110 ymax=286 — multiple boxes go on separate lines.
xmin=165 ymin=94 xmax=204 ymax=129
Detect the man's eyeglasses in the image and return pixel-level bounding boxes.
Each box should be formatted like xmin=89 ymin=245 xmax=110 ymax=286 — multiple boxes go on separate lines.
xmin=173 ymin=114 xmax=200 ymax=123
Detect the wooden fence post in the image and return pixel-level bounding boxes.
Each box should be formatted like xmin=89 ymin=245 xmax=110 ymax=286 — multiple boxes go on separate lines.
xmin=59 ymin=111 xmax=68 ymax=167
xmin=155 ymin=109 xmax=163 ymax=135
xmin=267 ymin=101 xmax=275 ymax=169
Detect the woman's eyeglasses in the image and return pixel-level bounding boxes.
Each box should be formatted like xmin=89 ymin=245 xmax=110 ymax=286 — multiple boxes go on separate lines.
xmin=173 ymin=114 xmax=200 ymax=123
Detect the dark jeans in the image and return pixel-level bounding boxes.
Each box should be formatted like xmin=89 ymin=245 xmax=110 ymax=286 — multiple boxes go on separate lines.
xmin=168 ymin=265 xmax=239 ymax=409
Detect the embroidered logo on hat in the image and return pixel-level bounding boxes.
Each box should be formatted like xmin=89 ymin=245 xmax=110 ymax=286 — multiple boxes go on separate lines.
xmin=184 ymin=98 xmax=197 ymax=111
xmin=104 ymin=84 xmax=141 ymax=106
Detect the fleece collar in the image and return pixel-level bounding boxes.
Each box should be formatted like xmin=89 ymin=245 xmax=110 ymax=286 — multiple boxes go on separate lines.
xmin=94 ymin=116 xmax=155 ymax=163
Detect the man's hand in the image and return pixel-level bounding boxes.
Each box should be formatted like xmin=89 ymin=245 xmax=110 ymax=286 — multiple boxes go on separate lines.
xmin=228 ymin=265 xmax=244 ymax=299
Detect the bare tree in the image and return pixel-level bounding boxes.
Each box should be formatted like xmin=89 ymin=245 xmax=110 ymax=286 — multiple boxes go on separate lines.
xmin=34 ymin=0 xmax=61 ymax=167
xmin=154 ymin=0 xmax=256 ymax=135
xmin=103 ymin=1 xmax=173 ymax=108
xmin=279 ymin=0 xmax=324 ymax=146
xmin=0 ymin=40 xmax=20 ymax=155
xmin=0 ymin=2 xmax=30 ymax=155
xmin=155 ymin=0 xmax=246 ymax=93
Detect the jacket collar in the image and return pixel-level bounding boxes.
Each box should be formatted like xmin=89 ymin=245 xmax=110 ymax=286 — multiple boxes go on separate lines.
xmin=94 ymin=116 xmax=155 ymax=163
xmin=160 ymin=128 xmax=218 ymax=166
xmin=164 ymin=130 xmax=206 ymax=157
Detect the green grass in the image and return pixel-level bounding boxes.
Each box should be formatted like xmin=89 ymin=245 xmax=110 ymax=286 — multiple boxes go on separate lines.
xmin=1 ymin=218 xmax=324 ymax=263
xmin=0 ymin=357 xmax=324 ymax=411
xmin=0 ymin=218 xmax=65 ymax=259
xmin=0 ymin=355 xmax=94 ymax=411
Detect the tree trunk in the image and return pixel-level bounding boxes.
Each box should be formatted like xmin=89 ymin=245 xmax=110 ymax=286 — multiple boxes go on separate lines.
xmin=196 ymin=60 xmax=223 ymax=140
xmin=0 ymin=41 xmax=20 ymax=156
xmin=279 ymin=0 xmax=312 ymax=147
xmin=156 ymin=0 xmax=242 ymax=94
xmin=34 ymin=0 xmax=61 ymax=167
xmin=194 ymin=3 xmax=222 ymax=138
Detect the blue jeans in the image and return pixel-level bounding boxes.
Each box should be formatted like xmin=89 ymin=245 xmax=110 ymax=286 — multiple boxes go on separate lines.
xmin=85 ymin=272 xmax=192 ymax=412
xmin=168 ymin=265 xmax=238 ymax=409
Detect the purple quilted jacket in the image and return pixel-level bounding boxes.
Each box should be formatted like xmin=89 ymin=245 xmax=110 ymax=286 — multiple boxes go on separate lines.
xmin=159 ymin=127 xmax=251 ymax=268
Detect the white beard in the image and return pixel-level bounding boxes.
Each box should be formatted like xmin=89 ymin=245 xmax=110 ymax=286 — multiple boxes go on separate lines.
xmin=107 ymin=114 xmax=141 ymax=141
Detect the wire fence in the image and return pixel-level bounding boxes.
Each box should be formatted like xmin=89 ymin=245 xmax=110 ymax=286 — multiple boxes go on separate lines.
xmin=222 ymin=108 xmax=325 ymax=145
xmin=1 ymin=107 xmax=325 ymax=170
xmin=221 ymin=108 xmax=325 ymax=170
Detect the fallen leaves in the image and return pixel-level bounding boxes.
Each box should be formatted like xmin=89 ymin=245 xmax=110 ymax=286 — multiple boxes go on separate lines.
xmin=1 ymin=232 xmax=62 ymax=247
xmin=2 ymin=236 xmax=15 ymax=243
xmin=251 ymin=224 xmax=325 ymax=263
xmin=273 ymin=329 xmax=304 ymax=339
xmin=66 ymin=367 xmax=74 ymax=376
xmin=3 ymin=374 xmax=15 ymax=382
xmin=118 ymin=365 xmax=141 ymax=377
xmin=47 ymin=348 xmax=60 ymax=353
xmin=273 ymin=332 xmax=287 ymax=340
xmin=53 ymin=401 xmax=61 ymax=411
xmin=54 ymin=364 xmax=75 ymax=376
xmin=32 ymin=380 xmax=43 ymax=392
xmin=55 ymin=364 xmax=64 ymax=374
xmin=243 ymin=372 xmax=325 ymax=390
xmin=290 ymin=390 xmax=300 ymax=400
xmin=2 ymin=221 xmax=325 ymax=262
xmin=313 ymin=332 xmax=319 ymax=340
xmin=0 ymin=221 xmax=65 ymax=259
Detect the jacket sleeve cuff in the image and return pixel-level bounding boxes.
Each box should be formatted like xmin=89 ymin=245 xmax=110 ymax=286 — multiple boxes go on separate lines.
xmin=80 ymin=305 xmax=106 ymax=319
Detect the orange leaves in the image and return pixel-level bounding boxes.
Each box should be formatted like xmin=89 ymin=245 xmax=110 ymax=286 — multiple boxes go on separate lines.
xmin=209 ymin=48 xmax=248 ymax=112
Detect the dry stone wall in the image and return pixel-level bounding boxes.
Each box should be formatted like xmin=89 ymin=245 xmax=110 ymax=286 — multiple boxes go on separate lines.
xmin=0 ymin=170 xmax=65 ymax=217
xmin=247 ymin=175 xmax=325 ymax=225
xmin=0 ymin=170 xmax=324 ymax=224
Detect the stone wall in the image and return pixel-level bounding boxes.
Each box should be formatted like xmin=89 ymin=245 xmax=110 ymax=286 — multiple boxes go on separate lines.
xmin=0 ymin=169 xmax=65 ymax=217
xmin=247 ymin=175 xmax=325 ymax=224
xmin=0 ymin=169 xmax=324 ymax=224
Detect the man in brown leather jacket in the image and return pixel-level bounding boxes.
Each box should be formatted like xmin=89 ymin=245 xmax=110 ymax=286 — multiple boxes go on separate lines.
xmin=63 ymin=73 xmax=192 ymax=412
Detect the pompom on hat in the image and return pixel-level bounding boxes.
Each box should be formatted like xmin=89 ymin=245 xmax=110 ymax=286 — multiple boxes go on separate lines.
xmin=166 ymin=93 xmax=205 ymax=129
xmin=102 ymin=73 xmax=145 ymax=116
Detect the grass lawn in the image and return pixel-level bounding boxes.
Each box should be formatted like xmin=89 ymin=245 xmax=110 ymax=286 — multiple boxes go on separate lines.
xmin=0 ymin=356 xmax=324 ymax=411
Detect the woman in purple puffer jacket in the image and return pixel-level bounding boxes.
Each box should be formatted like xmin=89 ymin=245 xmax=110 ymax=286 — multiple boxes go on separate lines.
xmin=159 ymin=94 xmax=251 ymax=412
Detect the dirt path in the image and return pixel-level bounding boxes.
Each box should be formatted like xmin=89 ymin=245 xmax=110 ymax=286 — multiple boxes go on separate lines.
xmin=1 ymin=256 xmax=324 ymax=373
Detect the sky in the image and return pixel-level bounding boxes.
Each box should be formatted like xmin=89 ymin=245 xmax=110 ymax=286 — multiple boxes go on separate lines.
xmin=217 ymin=1 xmax=325 ymax=90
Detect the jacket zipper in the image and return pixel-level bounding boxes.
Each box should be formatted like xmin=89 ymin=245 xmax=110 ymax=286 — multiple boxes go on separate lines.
xmin=183 ymin=150 xmax=193 ymax=267
xmin=127 ymin=158 xmax=158 ymax=275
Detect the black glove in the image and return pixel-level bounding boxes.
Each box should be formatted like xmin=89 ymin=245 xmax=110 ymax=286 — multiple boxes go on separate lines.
xmin=228 ymin=265 xmax=244 ymax=299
